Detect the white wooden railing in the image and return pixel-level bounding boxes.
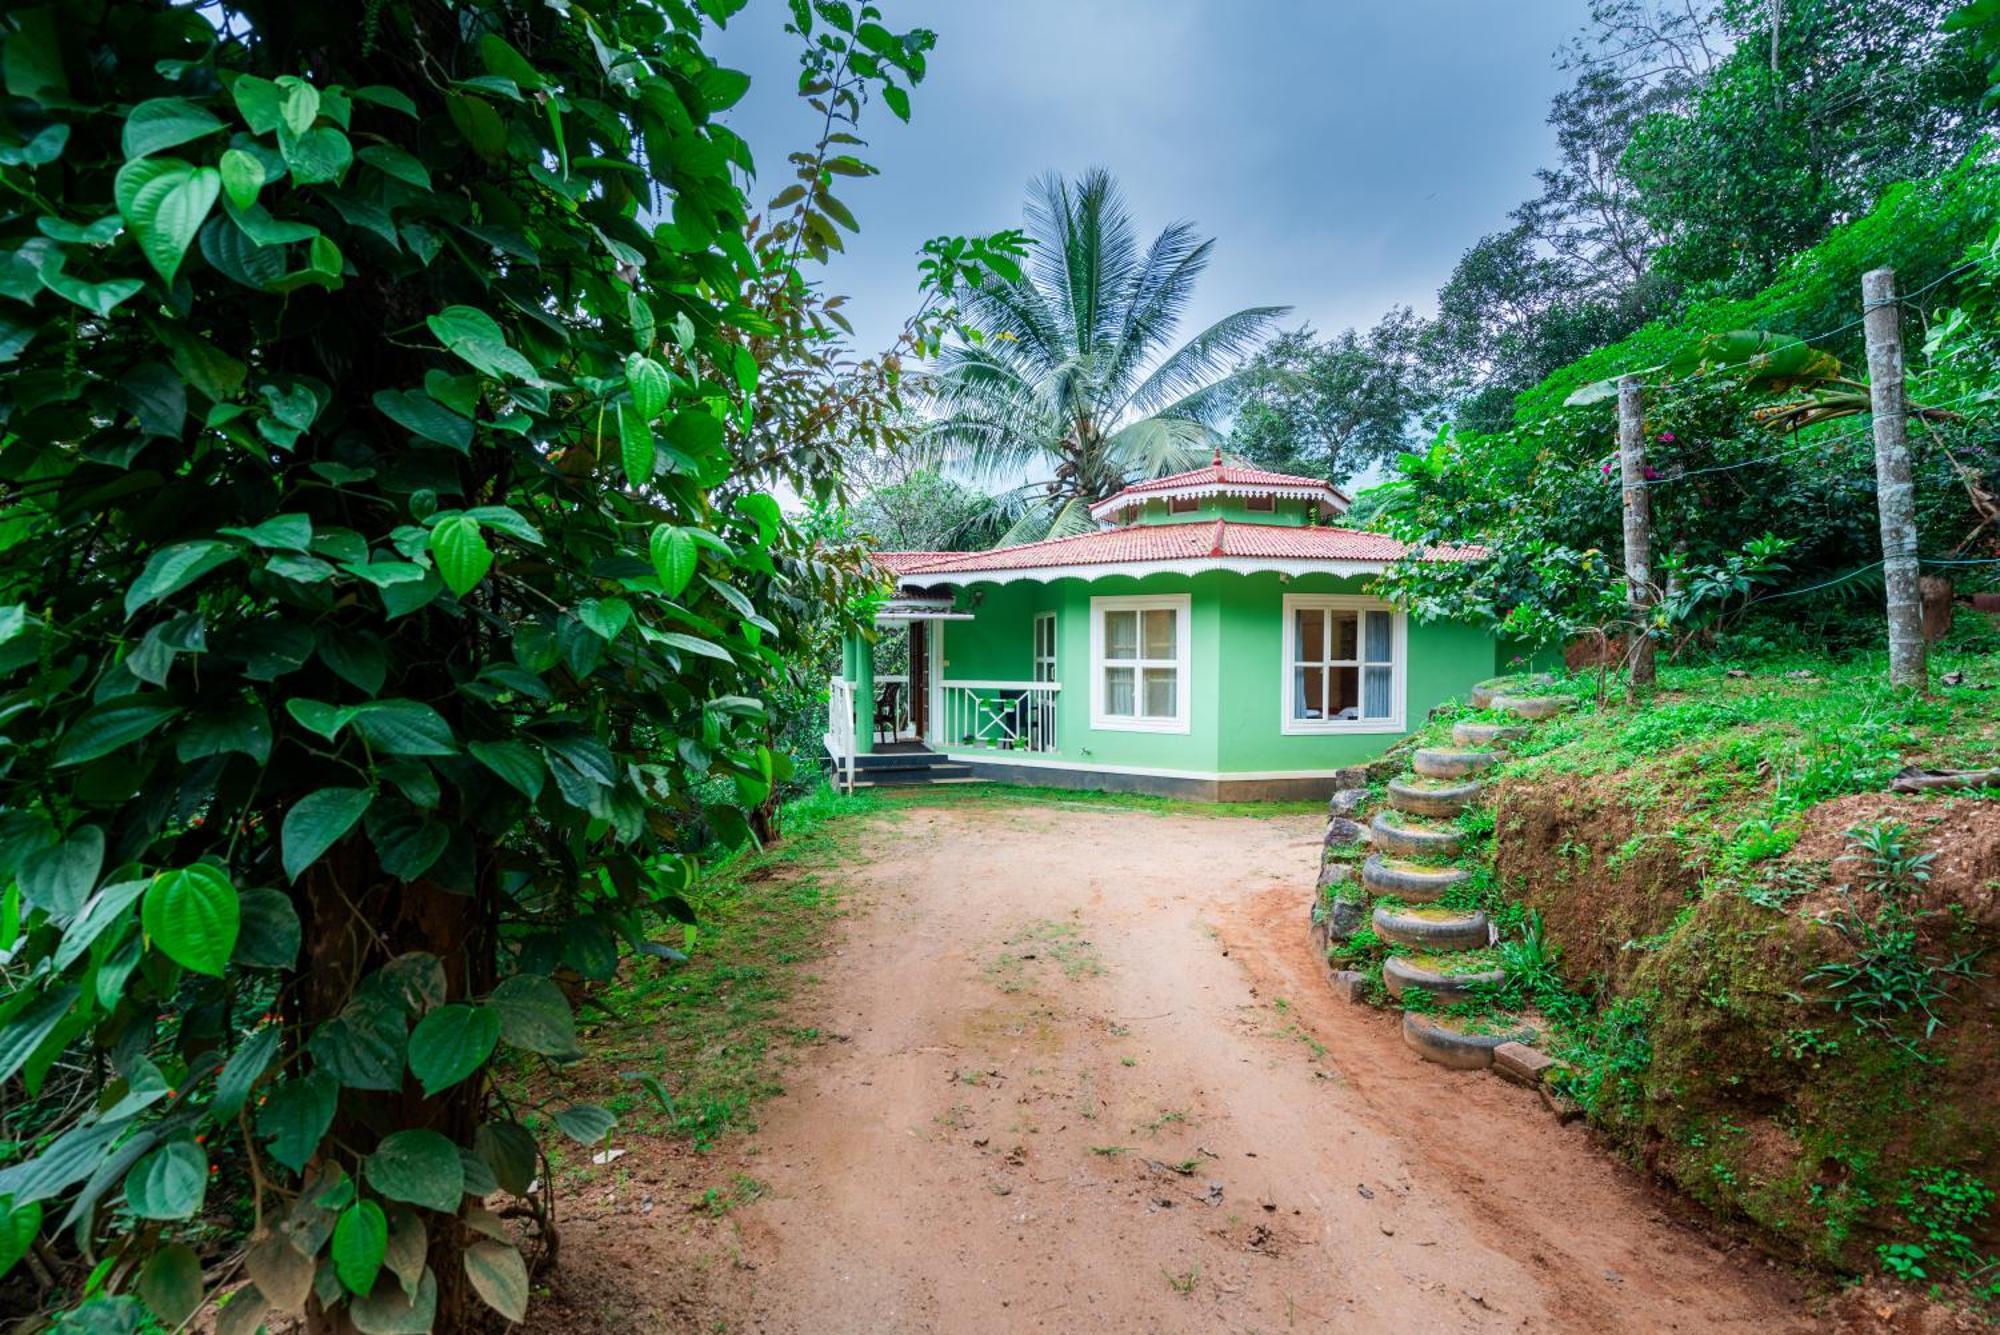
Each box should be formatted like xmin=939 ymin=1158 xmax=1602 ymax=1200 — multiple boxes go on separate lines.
xmin=939 ymin=681 xmax=1060 ymax=755
xmin=825 ymin=675 xmax=857 ymax=793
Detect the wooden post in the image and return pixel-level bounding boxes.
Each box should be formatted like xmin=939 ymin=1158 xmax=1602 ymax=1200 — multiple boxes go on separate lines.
xmin=1862 ymin=267 xmax=1927 ymax=690
xmin=1617 ymin=373 xmax=1655 ymax=687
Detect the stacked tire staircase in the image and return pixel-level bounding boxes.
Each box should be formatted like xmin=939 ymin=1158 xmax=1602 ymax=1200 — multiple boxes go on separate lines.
xmin=1326 ymin=674 xmax=1574 ymax=1072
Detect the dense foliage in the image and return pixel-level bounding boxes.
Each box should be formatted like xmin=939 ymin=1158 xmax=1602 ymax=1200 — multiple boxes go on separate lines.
xmin=0 ymin=1 xmax=1004 ymax=1330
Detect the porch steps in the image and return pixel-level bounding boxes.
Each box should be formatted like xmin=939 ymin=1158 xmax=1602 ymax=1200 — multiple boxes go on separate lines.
xmin=838 ymin=749 xmax=983 ymax=789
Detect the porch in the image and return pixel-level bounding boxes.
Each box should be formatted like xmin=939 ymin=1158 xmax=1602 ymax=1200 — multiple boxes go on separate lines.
xmin=824 ymin=598 xmax=1062 ymax=791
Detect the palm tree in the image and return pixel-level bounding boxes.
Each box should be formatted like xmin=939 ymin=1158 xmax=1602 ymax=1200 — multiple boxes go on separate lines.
xmin=921 ymin=169 xmax=1289 ymax=544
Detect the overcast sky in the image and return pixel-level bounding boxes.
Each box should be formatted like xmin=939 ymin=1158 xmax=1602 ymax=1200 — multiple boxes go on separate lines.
xmin=709 ymin=1 xmax=1590 ymax=359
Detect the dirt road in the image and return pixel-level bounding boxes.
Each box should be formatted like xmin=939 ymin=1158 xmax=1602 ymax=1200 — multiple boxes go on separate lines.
xmin=541 ymin=802 xmax=1815 ymax=1333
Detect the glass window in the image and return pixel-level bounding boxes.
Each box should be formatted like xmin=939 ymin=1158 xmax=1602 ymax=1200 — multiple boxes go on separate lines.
xmin=1287 ymin=600 xmax=1397 ymax=728
xmin=1093 ymin=597 xmax=1186 ymax=729
xmin=1169 ymin=495 xmax=1198 ymax=514
xmin=1246 ymin=493 xmax=1275 ymax=512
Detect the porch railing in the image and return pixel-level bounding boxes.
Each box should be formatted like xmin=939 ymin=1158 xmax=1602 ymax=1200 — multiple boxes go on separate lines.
xmin=939 ymin=680 xmax=1060 ymax=755
xmin=825 ymin=675 xmax=856 ymax=793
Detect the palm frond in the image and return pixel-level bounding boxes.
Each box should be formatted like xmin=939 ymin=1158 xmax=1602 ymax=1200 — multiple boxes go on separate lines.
xmin=1103 ymin=416 xmax=1216 ymax=480
xmin=1096 ymin=222 xmax=1211 ymax=416
xmin=1124 ymin=305 xmax=1289 ymax=418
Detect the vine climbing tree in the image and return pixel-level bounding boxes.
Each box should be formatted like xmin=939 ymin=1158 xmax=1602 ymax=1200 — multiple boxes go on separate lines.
xmin=0 ymin=1 xmax=1011 ymax=1330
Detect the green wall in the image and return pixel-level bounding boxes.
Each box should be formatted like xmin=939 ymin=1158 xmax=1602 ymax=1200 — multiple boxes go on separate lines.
xmin=931 ymin=571 xmax=1500 ymax=777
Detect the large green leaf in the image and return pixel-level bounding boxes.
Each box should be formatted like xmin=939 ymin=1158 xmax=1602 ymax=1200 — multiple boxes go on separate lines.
xmin=137 ymin=1241 xmax=204 ymax=1326
xmin=125 ymin=539 xmax=236 ymax=617
xmin=350 ymin=700 xmax=455 ymax=756
xmin=122 ymin=98 xmax=225 ymax=159
xmin=258 ymin=1071 xmax=337 ymax=1173
xmin=429 ymin=514 xmax=492 ymax=596
xmin=281 ymin=788 xmax=374 ymax=882
xmin=53 ymin=699 xmax=179 ymax=767
xmin=125 ymin=161 xmax=221 ymax=283
xmin=218 ymin=148 xmax=265 ymax=210
xmin=552 ymin=1104 xmax=615 ymax=1145
xmin=279 ymin=125 xmax=352 ymax=185
xmin=123 ymin=1141 xmax=206 ymax=1220
xmin=464 ymin=1240 xmax=529 ymax=1322
xmin=407 ymin=1004 xmax=500 ymax=1096
xmin=365 ymin=1130 xmax=463 ymax=1213
xmin=233 ymin=887 xmax=301 ymax=968
xmin=333 ymin=1200 xmax=388 ymax=1296
xmin=374 ymin=389 xmax=472 ymax=451
xmin=0 ymin=987 xmax=80 ymax=1086
xmin=141 ymin=863 xmax=239 ymax=976
xmin=488 ymin=973 xmax=579 ymax=1058
xmin=618 ymin=400 xmax=654 ymax=488
xmin=349 ymin=1267 xmax=436 ymax=1335
xmin=211 ymin=1024 xmax=279 ymax=1121
xmin=625 ymin=353 xmax=671 ymax=419
xmin=0 ymin=1199 xmax=42 ymax=1281
xmin=468 ymin=740 xmax=545 ymax=799
xmin=649 ymin=525 xmax=697 ymax=598
xmin=19 ymin=826 xmax=103 ymax=915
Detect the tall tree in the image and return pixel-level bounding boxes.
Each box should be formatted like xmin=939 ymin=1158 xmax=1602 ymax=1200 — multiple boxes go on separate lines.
xmin=1625 ymin=0 xmax=1993 ymax=298
xmin=921 ymin=170 xmax=1287 ymax=544
xmin=1228 ymin=312 xmax=1436 ymax=484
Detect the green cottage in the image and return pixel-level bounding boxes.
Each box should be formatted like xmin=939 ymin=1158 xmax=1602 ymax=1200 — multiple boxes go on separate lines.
xmin=831 ymin=460 xmax=1499 ymax=800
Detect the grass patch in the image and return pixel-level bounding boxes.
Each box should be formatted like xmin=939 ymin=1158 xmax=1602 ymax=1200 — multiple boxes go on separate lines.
xmin=560 ymin=784 xmax=881 ymax=1149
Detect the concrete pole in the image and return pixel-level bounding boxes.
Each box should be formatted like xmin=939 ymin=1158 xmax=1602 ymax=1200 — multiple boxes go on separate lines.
xmin=1617 ymin=374 xmax=1655 ymax=688
xmin=1863 ymin=267 xmax=1927 ymax=690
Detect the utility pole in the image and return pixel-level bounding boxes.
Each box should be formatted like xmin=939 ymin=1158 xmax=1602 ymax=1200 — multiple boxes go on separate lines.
xmin=1863 ymin=267 xmax=1927 ymax=690
xmin=1617 ymin=373 xmax=1655 ymax=688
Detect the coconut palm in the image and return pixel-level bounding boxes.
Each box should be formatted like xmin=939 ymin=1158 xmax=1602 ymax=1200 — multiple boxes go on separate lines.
xmin=921 ymin=169 xmax=1289 ymax=544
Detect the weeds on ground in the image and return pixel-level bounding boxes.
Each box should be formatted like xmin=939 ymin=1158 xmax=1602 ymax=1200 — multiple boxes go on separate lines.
xmin=1809 ymin=823 xmax=1984 ymax=1051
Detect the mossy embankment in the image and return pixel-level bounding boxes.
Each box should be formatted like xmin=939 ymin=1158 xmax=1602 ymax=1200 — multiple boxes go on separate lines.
xmin=1405 ymin=636 xmax=2000 ymax=1289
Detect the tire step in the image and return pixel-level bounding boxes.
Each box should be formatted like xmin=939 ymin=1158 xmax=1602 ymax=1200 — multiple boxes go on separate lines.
xmin=1412 ymin=748 xmax=1502 ymax=781
xmin=1387 ymin=777 xmax=1481 ymax=818
xmin=1470 ymin=673 xmax=1554 ymax=709
xmin=1383 ymin=954 xmax=1506 ymax=1003
xmin=1369 ymin=812 xmax=1464 ymax=859
xmin=1402 ymin=1011 xmax=1538 ymax=1070
xmin=1490 ymin=694 xmax=1573 ymax=721
xmin=1452 ymin=721 xmax=1530 ymax=749
xmin=1371 ymin=903 xmax=1491 ymax=952
xmin=1361 ymin=855 xmax=1467 ymax=903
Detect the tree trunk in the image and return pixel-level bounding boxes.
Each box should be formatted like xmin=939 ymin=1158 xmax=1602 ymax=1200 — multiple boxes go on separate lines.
xmin=1863 ymin=267 xmax=1928 ymax=690
xmin=299 ymin=840 xmax=498 ymax=1334
xmin=1617 ymin=375 xmax=1655 ymax=688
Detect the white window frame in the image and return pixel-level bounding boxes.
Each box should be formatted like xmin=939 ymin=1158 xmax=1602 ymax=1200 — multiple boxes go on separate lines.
xmin=1280 ymin=594 xmax=1406 ymax=735
xmin=1032 ymin=610 xmax=1058 ymax=683
xmin=1089 ymin=593 xmax=1191 ymax=734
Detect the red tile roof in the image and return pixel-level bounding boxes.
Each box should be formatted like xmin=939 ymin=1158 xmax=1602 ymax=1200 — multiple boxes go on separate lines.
xmin=1088 ymin=461 xmax=1351 ymax=520
xmin=871 ymin=550 xmax=962 ymax=575
xmin=879 ymin=521 xmax=1484 ymax=579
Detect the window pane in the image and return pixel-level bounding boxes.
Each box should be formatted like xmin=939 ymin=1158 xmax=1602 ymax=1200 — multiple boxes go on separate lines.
xmin=1142 ymin=608 xmax=1176 ymax=660
xmin=1364 ymin=611 xmax=1393 ymax=663
xmin=1294 ymin=609 xmax=1324 ymax=664
xmin=1329 ymin=666 xmax=1359 ymax=719
xmin=1142 ymin=667 xmax=1177 ymax=718
xmin=1293 ymin=666 xmax=1326 ymax=720
xmin=1364 ymin=665 xmax=1394 ymax=718
xmin=1104 ymin=666 xmax=1134 ymax=715
xmin=1332 ymin=612 xmax=1359 ymax=662
xmin=1104 ymin=610 xmax=1137 ymax=660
